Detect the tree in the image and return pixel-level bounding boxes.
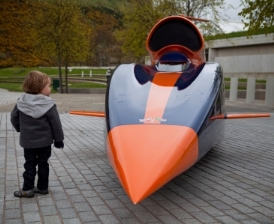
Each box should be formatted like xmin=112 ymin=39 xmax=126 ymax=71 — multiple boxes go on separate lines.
xmin=0 ymin=0 xmax=40 ymax=68
xmin=30 ymin=0 xmax=91 ymax=93
xmin=115 ymin=0 xmax=227 ymax=63
xmin=114 ymin=0 xmax=179 ymax=62
xmin=176 ymin=0 xmax=227 ymax=37
xmin=239 ymin=0 xmax=274 ymax=36
xmin=86 ymin=6 xmax=122 ymax=66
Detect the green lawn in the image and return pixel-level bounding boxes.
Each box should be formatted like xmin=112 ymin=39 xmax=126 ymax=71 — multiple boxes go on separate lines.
xmin=0 ymin=82 xmax=106 ymax=92
xmin=0 ymin=67 xmax=108 ymax=76
xmin=68 ymin=82 xmax=106 ymax=88
xmin=224 ymin=78 xmax=266 ymax=84
xmin=0 ymin=83 xmax=23 ymax=92
xmin=0 ymin=67 xmax=108 ymax=92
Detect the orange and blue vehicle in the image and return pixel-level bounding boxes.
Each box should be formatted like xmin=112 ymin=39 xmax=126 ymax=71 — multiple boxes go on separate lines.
xmin=70 ymin=15 xmax=270 ymax=204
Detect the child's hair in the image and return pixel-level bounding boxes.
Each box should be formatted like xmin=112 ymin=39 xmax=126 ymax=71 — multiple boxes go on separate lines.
xmin=22 ymin=70 xmax=50 ymax=94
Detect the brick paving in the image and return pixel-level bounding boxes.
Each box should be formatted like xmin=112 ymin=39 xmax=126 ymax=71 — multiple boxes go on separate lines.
xmin=0 ymin=89 xmax=273 ymax=224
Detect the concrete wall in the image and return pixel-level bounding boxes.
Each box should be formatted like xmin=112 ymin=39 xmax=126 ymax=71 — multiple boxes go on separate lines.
xmin=206 ymin=34 xmax=274 ymax=79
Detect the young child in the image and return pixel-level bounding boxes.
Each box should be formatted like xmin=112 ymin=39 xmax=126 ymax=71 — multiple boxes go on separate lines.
xmin=11 ymin=70 xmax=64 ymax=198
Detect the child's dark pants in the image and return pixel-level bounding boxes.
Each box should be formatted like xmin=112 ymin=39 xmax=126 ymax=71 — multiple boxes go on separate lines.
xmin=22 ymin=145 xmax=51 ymax=191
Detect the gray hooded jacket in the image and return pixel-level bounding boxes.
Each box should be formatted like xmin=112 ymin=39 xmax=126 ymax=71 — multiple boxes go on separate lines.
xmin=10 ymin=94 xmax=64 ymax=148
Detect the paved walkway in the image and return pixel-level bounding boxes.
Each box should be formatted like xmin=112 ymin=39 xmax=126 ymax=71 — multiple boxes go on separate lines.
xmin=0 ymin=89 xmax=273 ymax=223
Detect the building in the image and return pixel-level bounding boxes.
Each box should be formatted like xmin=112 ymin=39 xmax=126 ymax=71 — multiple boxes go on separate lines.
xmin=206 ymin=34 xmax=274 ymax=106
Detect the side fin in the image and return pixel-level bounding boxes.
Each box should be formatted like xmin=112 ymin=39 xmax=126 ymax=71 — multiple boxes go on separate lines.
xmin=69 ymin=111 xmax=105 ymax=117
xmin=210 ymin=113 xmax=271 ymax=120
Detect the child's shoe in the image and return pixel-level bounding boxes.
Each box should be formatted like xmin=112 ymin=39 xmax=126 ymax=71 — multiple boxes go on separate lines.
xmin=14 ymin=189 xmax=34 ymax=198
xmin=33 ymin=187 xmax=49 ymax=195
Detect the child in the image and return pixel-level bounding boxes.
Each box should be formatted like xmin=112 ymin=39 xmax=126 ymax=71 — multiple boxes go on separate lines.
xmin=11 ymin=70 xmax=64 ymax=198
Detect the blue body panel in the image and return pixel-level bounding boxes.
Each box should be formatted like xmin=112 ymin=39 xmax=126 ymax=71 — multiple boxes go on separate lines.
xmin=106 ymin=63 xmax=224 ymax=129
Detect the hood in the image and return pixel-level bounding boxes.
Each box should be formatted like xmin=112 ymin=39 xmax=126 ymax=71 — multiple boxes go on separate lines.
xmin=17 ymin=94 xmax=55 ymax=118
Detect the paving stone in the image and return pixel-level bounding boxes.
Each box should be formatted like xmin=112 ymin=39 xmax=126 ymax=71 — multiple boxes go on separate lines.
xmin=208 ymin=200 xmax=233 ymax=211
xmin=99 ymin=214 xmax=120 ymax=224
xmin=4 ymin=220 xmax=23 ymax=224
xmin=55 ymin=199 xmax=72 ymax=209
xmin=73 ymin=202 xmax=92 ymax=212
xmin=70 ymin=194 xmax=85 ymax=203
xmin=224 ymin=209 xmax=251 ymax=220
xmin=78 ymin=211 xmax=99 ymax=223
xmin=215 ymin=216 xmax=241 ymax=224
xmin=62 ymin=218 xmax=81 ymax=224
xmin=40 ymin=205 xmax=58 ymax=216
xmin=124 ymin=203 xmax=147 ymax=213
xmin=240 ymin=220 xmax=261 ymax=224
xmin=43 ymin=215 xmax=62 ymax=224
xmin=121 ymin=218 xmax=143 ymax=224
xmin=133 ymin=211 xmax=159 ymax=223
xmin=5 ymin=200 xmax=20 ymax=210
xmin=66 ymin=188 xmax=80 ymax=196
xmin=201 ymin=206 xmax=226 ymax=217
xmin=58 ymin=208 xmax=77 ymax=219
xmin=37 ymin=197 xmax=54 ymax=206
xmin=87 ymin=196 xmax=105 ymax=206
xmin=81 ymin=190 xmax=98 ymax=198
xmin=98 ymin=192 xmax=116 ymax=200
xmin=112 ymin=208 xmax=135 ymax=219
xmin=157 ymin=215 xmax=184 ymax=224
xmin=181 ymin=218 xmax=203 ymax=224
xmin=190 ymin=211 xmax=217 ymax=223
xmin=178 ymin=201 xmax=201 ymax=213
xmin=247 ymin=213 xmax=274 ymax=224
xmin=52 ymin=191 xmax=69 ymax=200
xmin=22 ymin=203 xmax=39 ymax=212
xmin=231 ymin=203 xmax=256 ymax=214
xmin=167 ymin=208 xmax=193 ymax=219
xmin=92 ymin=204 xmax=112 ymax=215
xmin=5 ymin=209 xmax=21 ymax=219
xmin=23 ymin=212 xmax=41 ymax=223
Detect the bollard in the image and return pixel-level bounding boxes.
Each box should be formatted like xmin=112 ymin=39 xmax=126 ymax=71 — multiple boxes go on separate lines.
xmin=106 ymin=69 xmax=111 ymax=84
xmin=82 ymin=71 xmax=84 ymax=77
xmin=90 ymin=70 xmax=92 ymax=77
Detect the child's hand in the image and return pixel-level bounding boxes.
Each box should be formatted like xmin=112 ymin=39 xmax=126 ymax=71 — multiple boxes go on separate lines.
xmin=54 ymin=141 xmax=64 ymax=149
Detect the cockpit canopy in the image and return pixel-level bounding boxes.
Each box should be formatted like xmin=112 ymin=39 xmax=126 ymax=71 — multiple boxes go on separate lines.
xmin=146 ymin=16 xmax=205 ymax=67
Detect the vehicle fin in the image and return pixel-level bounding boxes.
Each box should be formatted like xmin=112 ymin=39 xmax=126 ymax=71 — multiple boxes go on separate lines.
xmin=210 ymin=113 xmax=271 ymax=120
xmin=69 ymin=111 xmax=105 ymax=117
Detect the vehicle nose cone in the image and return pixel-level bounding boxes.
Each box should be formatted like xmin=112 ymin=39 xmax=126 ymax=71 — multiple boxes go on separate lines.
xmin=107 ymin=125 xmax=198 ymax=203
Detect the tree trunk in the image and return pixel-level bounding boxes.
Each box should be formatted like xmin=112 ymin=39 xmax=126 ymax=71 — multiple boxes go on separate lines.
xmin=57 ymin=56 xmax=63 ymax=93
xmin=65 ymin=63 xmax=68 ymax=93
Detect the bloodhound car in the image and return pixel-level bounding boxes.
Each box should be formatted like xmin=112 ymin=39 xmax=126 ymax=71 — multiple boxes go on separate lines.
xmin=70 ymin=15 xmax=270 ymax=204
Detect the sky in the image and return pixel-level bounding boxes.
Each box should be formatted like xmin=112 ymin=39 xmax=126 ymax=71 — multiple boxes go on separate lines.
xmin=223 ymin=0 xmax=243 ymax=21
xmin=219 ymin=0 xmax=246 ymax=33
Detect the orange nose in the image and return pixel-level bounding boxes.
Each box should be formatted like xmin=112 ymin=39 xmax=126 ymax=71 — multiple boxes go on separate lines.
xmin=107 ymin=124 xmax=198 ymax=204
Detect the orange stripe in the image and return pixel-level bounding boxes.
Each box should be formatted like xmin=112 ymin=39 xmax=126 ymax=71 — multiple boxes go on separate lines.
xmin=144 ymin=73 xmax=180 ymax=124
